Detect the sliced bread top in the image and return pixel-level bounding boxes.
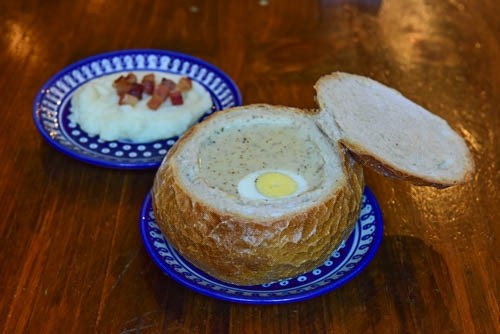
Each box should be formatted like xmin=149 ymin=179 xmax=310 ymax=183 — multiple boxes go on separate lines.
xmin=314 ymin=72 xmax=475 ymax=187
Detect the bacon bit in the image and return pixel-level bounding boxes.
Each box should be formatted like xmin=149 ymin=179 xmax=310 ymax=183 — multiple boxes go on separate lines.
xmin=141 ymin=74 xmax=155 ymax=95
xmin=112 ymin=76 xmax=131 ymax=95
xmin=119 ymin=93 xmax=139 ymax=106
xmin=153 ymin=83 xmax=171 ymax=100
xmin=161 ymin=78 xmax=176 ymax=90
xmin=177 ymin=77 xmax=192 ymax=92
xmin=147 ymin=83 xmax=171 ymax=110
xmin=147 ymin=95 xmax=165 ymax=110
xmin=170 ymin=90 xmax=184 ymax=105
xmin=127 ymin=83 xmax=144 ymax=100
xmin=125 ymin=73 xmax=137 ymax=84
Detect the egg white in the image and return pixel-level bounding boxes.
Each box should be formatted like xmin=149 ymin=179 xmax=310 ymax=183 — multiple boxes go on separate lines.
xmin=237 ymin=169 xmax=308 ymax=200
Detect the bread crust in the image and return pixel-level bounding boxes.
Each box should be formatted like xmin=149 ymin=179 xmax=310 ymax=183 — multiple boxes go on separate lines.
xmin=341 ymin=141 xmax=474 ymax=188
xmin=152 ymin=124 xmax=364 ymax=285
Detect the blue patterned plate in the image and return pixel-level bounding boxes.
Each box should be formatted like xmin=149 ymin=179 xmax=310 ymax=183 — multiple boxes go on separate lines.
xmin=140 ymin=187 xmax=383 ymax=304
xmin=33 ymin=49 xmax=242 ymax=169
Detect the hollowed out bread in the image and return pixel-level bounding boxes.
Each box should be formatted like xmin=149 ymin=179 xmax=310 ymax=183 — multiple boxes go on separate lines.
xmin=152 ymin=105 xmax=364 ymax=285
xmin=314 ymin=72 xmax=475 ymax=187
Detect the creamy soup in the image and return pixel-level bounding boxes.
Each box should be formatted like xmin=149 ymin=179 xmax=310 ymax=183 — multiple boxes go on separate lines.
xmin=69 ymin=72 xmax=212 ymax=143
xmin=197 ymin=123 xmax=325 ymax=196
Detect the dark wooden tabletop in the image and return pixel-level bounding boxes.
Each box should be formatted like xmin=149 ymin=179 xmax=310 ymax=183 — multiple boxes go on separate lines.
xmin=1 ymin=0 xmax=498 ymax=333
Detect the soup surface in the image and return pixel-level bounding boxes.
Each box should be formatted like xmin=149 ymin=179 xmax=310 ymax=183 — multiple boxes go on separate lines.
xmin=198 ymin=123 xmax=325 ymax=197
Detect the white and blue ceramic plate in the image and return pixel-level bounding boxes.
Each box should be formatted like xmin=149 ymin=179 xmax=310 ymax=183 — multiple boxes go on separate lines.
xmin=33 ymin=49 xmax=242 ymax=169
xmin=140 ymin=187 xmax=383 ymax=304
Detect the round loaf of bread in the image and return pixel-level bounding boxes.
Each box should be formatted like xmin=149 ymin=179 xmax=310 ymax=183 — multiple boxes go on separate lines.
xmin=152 ymin=104 xmax=364 ymax=285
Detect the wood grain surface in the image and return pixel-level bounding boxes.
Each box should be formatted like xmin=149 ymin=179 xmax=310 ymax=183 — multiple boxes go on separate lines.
xmin=0 ymin=0 xmax=498 ymax=333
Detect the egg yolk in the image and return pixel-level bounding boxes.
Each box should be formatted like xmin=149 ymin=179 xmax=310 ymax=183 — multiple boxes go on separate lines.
xmin=255 ymin=172 xmax=298 ymax=198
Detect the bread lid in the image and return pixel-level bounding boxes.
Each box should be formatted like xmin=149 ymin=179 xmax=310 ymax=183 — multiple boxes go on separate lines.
xmin=314 ymin=72 xmax=475 ymax=187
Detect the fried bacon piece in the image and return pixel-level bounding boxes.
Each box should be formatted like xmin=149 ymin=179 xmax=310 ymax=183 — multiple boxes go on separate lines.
xmin=141 ymin=74 xmax=155 ymax=95
xmin=113 ymin=73 xmax=140 ymax=102
xmin=125 ymin=73 xmax=137 ymax=82
xmin=161 ymin=78 xmax=176 ymax=91
xmin=113 ymin=76 xmax=131 ymax=95
xmin=147 ymin=81 xmax=172 ymax=110
xmin=170 ymin=90 xmax=184 ymax=105
xmin=127 ymin=83 xmax=144 ymax=100
xmin=146 ymin=95 xmax=164 ymax=110
xmin=177 ymin=77 xmax=192 ymax=92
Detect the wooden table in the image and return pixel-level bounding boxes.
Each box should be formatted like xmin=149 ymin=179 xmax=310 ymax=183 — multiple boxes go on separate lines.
xmin=1 ymin=0 xmax=498 ymax=333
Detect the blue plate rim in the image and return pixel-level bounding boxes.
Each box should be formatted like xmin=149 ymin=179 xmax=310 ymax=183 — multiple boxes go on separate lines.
xmin=33 ymin=49 xmax=243 ymax=170
xmin=140 ymin=186 xmax=383 ymax=304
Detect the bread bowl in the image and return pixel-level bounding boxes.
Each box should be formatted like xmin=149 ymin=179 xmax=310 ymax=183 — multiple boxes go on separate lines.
xmin=152 ymin=105 xmax=364 ymax=285
xmin=152 ymin=72 xmax=474 ymax=286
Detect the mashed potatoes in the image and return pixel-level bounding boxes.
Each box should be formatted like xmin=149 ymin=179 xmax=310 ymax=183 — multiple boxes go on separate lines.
xmin=69 ymin=72 xmax=212 ymax=143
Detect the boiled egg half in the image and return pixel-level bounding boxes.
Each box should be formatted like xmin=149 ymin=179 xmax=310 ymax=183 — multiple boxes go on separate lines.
xmin=237 ymin=169 xmax=308 ymax=200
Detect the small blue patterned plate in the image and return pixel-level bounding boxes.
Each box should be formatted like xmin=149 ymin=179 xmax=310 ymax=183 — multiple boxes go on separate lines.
xmin=33 ymin=49 xmax=242 ymax=169
xmin=140 ymin=187 xmax=383 ymax=304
